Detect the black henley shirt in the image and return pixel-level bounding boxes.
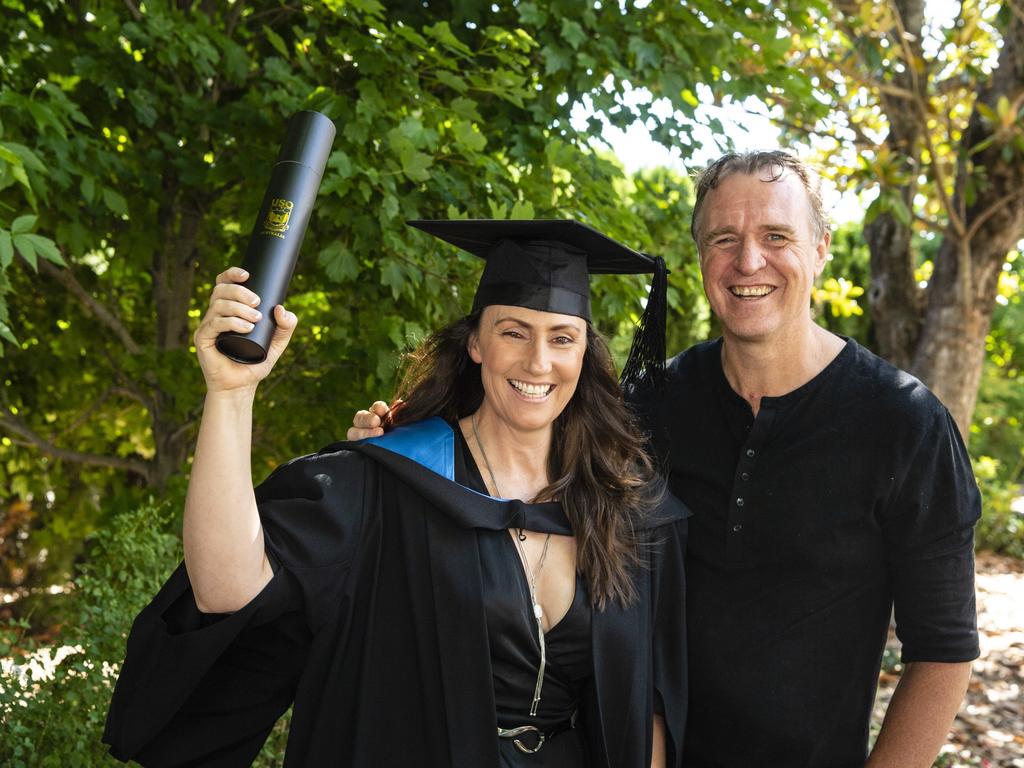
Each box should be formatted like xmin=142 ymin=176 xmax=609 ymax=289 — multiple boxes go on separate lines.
xmin=634 ymin=337 xmax=980 ymax=768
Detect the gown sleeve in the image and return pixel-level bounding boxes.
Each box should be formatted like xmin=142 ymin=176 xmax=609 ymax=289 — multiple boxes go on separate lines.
xmin=649 ymin=516 xmax=689 ymax=768
xmin=103 ymin=448 xmax=371 ymax=766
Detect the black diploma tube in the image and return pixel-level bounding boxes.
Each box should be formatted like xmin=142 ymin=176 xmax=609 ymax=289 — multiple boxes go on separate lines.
xmin=215 ymin=110 xmax=336 ymax=364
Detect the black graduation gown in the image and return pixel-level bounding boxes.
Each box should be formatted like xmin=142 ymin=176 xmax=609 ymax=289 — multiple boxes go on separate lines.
xmin=103 ymin=418 xmax=690 ymax=767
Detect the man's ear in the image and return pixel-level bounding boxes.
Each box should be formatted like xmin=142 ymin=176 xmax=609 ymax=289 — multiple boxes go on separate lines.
xmin=814 ymin=229 xmax=832 ymax=278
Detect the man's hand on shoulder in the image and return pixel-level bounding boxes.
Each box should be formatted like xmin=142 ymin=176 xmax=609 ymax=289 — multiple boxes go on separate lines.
xmin=347 ymin=401 xmax=391 ymax=441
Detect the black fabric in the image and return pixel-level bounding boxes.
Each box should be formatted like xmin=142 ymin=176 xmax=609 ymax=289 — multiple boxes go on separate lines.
xmin=482 ymin=534 xmax=591 ymax=732
xmin=104 ymin=425 xmax=690 ymax=768
xmin=407 ymin=218 xmax=659 ymax=276
xmin=454 ymin=428 xmax=593 ymax=736
xmin=630 ymin=336 xmax=981 ymax=768
xmin=471 ymin=239 xmax=593 ymax=319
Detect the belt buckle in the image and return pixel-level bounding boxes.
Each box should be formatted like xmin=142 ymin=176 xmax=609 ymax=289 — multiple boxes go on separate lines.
xmin=497 ymin=725 xmax=546 ymax=754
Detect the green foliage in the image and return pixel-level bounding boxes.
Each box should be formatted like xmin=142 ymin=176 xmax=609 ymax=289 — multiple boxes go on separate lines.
xmin=814 ymin=222 xmax=872 ymax=341
xmin=0 ymin=0 xmax=816 ymax=592
xmin=970 ymin=250 xmax=1024 ymax=558
xmin=0 ymin=501 xmax=180 ymax=766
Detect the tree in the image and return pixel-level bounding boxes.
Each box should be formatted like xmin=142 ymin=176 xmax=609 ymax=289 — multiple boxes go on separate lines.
xmin=0 ymin=0 xmax=819 ymax=584
xmin=779 ymin=0 xmax=1024 ymax=437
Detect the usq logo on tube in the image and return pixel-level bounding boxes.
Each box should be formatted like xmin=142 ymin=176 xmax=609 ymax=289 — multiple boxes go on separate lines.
xmin=262 ymin=197 xmax=294 ymax=238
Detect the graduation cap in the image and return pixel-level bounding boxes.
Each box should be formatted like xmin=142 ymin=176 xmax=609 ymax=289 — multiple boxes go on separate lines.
xmin=407 ymin=218 xmax=668 ymax=388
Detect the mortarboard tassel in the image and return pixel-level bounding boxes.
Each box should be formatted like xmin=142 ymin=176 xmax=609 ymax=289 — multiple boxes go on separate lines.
xmin=620 ymin=255 xmax=668 ymax=392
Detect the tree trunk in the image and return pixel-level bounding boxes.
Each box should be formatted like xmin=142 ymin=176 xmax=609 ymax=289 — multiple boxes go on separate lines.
xmin=862 ymin=0 xmax=925 ymax=373
xmin=148 ymin=185 xmax=206 ymax=490
xmin=910 ymin=240 xmax=1000 ymax=434
xmin=861 ymin=3 xmax=1024 ymax=441
xmin=910 ymin=7 xmax=1024 ymax=436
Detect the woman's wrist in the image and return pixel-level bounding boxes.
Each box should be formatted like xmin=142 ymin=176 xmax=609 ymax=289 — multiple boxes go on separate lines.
xmin=204 ymin=385 xmax=259 ymax=407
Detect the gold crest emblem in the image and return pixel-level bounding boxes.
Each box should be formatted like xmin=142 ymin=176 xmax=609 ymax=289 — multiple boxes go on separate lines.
xmin=262 ymin=197 xmax=294 ymax=236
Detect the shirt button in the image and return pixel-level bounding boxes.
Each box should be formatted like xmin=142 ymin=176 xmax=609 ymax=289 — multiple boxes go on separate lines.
xmin=740 ymin=472 xmax=750 ymax=481
xmin=732 ymin=524 xmax=743 ymax=532
xmin=736 ymin=497 xmax=745 ymax=507
xmin=746 ymin=448 xmax=756 ymax=458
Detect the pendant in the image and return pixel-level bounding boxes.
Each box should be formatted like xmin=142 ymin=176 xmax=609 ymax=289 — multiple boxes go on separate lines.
xmin=518 ymin=528 xmax=527 ymax=542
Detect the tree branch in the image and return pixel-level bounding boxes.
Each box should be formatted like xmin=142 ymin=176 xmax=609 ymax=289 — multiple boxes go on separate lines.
xmin=912 ymin=210 xmax=950 ymax=237
xmin=888 ymin=0 xmax=965 ymax=240
xmin=123 ymin=0 xmax=143 ymax=22
xmin=225 ymin=0 xmax=246 ymax=37
xmin=1007 ymin=0 xmax=1024 ymax=27
xmin=964 ymin=188 xmax=1024 ymax=243
xmin=39 ymin=258 xmax=142 ymax=355
xmin=0 ymin=414 xmax=151 ymax=478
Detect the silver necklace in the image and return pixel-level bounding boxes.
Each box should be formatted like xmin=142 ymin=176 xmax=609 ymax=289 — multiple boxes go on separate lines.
xmin=471 ymin=412 xmax=551 ymax=716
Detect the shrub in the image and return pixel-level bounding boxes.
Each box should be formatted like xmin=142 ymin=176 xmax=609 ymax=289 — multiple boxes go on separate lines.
xmin=0 ymin=501 xmax=290 ymax=766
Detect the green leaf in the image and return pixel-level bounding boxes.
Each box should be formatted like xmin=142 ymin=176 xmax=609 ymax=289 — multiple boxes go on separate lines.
xmin=435 ymin=70 xmax=468 ymax=94
xmin=0 ymin=230 xmax=12 ymax=269
xmin=381 ymin=261 xmax=405 ymax=299
xmin=424 ymin=22 xmax=472 ymax=56
xmin=0 ymin=142 xmax=44 ymax=172
xmin=399 ymin=149 xmax=433 ymax=182
xmin=509 ymin=200 xmax=535 ymax=219
xmin=560 ymin=19 xmax=586 ymax=50
xmin=976 ymin=103 xmax=997 ymax=123
xmin=450 ymin=97 xmax=482 ymax=122
xmin=380 ymin=194 xmax=400 ymax=222
xmin=452 ymin=120 xmax=486 ymax=153
xmin=318 ymin=240 xmax=359 ymax=282
xmin=20 ymin=234 xmax=65 ymax=266
xmin=628 ymin=38 xmax=661 ymax=70
xmin=349 ymin=0 xmax=386 ymax=15
xmin=863 ymin=196 xmax=884 ymax=226
xmin=263 ymin=25 xmax=289 ymax=59
xmin=80 ymin=175 xmax=95 ymax=204
xmin=12 ymin=234 xmax=37 ymax=270
xmin=487 ymin=199 xmax=508 ymax=219
xmin=542 ymin=44 xmax=572 ymax=75
xmin=393 ymin=24 xmax=428 ymax=48
xmin=518 ymin=2 xmax=547 ymax=25
xmin=102 ymin=188 xmax=128 ymax=216
xmin=0 ymin=318 xmax=17 ymax=346
xmin=328 ymin=150 xmax=354 ymax=179
xmin=889 ymin=196 xmax=912 ymax=227
xmin=10 ymin=214 xmax=36 ymax=235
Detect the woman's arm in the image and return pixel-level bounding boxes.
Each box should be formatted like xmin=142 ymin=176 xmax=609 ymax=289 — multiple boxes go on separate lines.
xmin=183 ymin=267 xmax=297 ymax=613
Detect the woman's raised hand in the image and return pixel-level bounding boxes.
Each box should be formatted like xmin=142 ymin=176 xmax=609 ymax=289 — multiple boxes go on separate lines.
xmin=193 ymin=266 xmax=298 ymax=394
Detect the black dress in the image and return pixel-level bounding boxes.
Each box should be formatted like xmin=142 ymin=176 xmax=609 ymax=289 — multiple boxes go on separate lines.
xmin=104 ymin=418 xmax=690 ymax=767
xmin=454 ymin=428 xmax=591 ymax=765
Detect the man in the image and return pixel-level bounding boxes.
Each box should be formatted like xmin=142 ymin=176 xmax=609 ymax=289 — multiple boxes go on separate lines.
xmin=350 ymin=151 xmax=980 ymax=766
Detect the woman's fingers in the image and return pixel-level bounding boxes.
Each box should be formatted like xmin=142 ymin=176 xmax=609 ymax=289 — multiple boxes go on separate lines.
xmin=214 ymin=266 xmax=250 ymax=285
xmin=263 ymin=305 xmax=297 ymax=366
xmin=209 ymin=282 xmax=261 ymax=309
xmin=208 ymin=297 xmax=263 ymax=323
xmin=195 ymin=300 xmax=263 ymax=345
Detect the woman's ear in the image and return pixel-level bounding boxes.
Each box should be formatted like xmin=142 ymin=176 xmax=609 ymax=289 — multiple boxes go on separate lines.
xmin=468 ymin=332 xmax=482 ymax=364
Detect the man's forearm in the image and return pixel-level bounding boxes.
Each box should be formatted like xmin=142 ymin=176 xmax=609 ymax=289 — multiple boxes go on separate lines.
xmin=866 ymin=660 xmax=972 ymax=768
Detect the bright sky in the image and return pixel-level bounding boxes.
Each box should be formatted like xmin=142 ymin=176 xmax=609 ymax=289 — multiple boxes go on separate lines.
xmin=570 ymin=85 xmax=869 ymax=223
xmin=572 ymin=0 xmax=971 ymax=224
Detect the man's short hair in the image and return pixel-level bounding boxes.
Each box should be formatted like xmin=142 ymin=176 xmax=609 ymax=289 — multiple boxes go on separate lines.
xmin=690 ymin=150 xmax=830 ymax=250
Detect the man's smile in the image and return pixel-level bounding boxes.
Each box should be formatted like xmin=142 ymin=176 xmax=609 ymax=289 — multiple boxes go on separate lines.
xmin=729 ymin=285 xmax=776 ymax=298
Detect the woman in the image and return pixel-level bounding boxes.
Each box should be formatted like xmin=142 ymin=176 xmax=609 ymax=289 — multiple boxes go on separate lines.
xmin=103 ymin=219 xmax=689 ymax=767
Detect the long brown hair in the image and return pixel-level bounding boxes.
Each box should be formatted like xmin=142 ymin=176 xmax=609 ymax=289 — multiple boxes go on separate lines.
xmin=390 ymin=312 xmax=659 ymax=609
